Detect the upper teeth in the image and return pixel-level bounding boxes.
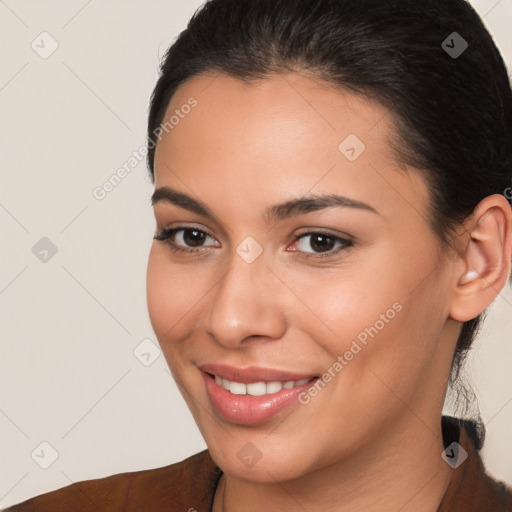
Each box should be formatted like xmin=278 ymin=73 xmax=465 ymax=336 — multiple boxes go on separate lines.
xmin=214 ymin=375 xmax=311 ymax=395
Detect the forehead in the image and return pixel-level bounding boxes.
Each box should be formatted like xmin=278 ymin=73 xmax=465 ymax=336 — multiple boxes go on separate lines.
xmin=153 ymin=71 xmax=430 ymax=226
xmin=155 ymin=71 xmax=399 ymax=174
xmin=161 ymin=71 xmax=394 ymax=149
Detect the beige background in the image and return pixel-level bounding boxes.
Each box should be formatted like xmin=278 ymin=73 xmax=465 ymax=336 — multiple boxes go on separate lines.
xmin=0 ymin=0 xmax=511 ymax=507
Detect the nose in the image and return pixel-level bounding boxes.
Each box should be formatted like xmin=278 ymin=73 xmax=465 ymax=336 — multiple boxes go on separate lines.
xmin=203 ymin=249 xmax=287 ymax=349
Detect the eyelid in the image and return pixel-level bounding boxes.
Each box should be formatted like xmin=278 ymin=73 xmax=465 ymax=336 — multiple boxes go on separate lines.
xmin=155 ymin=222 xmax=216 ymax=240
xmin=292 ymin=226 xmax=353 ymax=239
xmin=288 ymin=230 xmax=354 ymax=258
xmin=154 ymin=225 xmax=219 ymax=246
xmin=290 ymin=227 xmax=355 ymax=245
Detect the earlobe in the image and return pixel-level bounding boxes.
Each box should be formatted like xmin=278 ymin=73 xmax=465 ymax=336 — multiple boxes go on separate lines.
xmin=449 ymin=194 xmax=512 ymax=322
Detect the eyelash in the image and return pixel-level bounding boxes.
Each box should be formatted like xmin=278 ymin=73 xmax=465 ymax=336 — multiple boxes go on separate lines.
xmin=153 ymin=227 xmax=353 ymax=259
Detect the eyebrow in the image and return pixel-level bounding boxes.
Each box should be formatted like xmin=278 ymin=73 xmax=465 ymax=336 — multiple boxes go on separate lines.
xmin=151 ymin=186 xmax=379 ymax=222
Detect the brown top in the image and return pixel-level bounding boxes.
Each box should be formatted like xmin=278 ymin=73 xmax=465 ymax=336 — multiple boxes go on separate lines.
xmin=3 ymin=416 xmax=511 ymax=511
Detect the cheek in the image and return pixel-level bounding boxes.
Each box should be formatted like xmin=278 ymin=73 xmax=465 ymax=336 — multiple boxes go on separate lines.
xmin=146 ymin=247 xmax=169 ymax=336
xmin=146 ymin=247 xmax=195 ymax=345
xmin=282 ymin=257 xmax=401 ymax=355
xmin=146 ymin=246 xmax=220 ymax=374
xmin=332 ymin=283 xmax=447 ymax=424
xmin=302 ymin=276 xmax=407 ymax=388
xmin=146 ymin=252 xmax=190 ymax=383
xmin=292 ymin=247 xmax=445 ymax=400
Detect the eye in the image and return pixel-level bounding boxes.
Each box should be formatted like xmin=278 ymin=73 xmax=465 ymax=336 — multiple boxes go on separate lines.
xmin=290 ymin=231 xmax=353 ymax=259
xmin=153 ymin=227 xmax=219 ymax=254
xmin=154 ymin=226 xmax=353 ymax=259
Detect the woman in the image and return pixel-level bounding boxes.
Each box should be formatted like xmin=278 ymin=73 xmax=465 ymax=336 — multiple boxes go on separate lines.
xmin=4 ymin=0 xmax=512 ymax=510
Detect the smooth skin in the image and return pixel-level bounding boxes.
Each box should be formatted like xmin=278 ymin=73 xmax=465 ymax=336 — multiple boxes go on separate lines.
xmin=146 ymin=71 xmax=512 ymax=512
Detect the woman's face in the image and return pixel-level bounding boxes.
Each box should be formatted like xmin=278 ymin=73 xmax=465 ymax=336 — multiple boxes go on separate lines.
xmin=147 ymin=72 xmax=460 ymax=482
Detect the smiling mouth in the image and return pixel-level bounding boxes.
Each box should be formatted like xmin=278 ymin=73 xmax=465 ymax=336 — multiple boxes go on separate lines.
xmin=205 ymin=372 xmax=318 ymax=396
xmin=200 ymin=369 xmax=320 ymax=425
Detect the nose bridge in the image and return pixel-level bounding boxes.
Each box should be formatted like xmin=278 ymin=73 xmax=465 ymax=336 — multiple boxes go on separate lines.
xmin=204 ymin=243 xmax=285 ymax=347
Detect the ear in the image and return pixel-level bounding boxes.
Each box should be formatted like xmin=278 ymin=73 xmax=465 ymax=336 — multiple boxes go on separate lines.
xmin=449 ymin=194 xmax=512 ymax=322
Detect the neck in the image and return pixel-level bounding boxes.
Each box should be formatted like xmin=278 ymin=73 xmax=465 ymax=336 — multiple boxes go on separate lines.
xmin=213 ymin=413 xmax=455 ymax=512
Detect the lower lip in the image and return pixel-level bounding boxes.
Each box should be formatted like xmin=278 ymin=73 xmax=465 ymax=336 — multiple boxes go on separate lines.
xmin=200 ymin=370 xmax=318 ymax=425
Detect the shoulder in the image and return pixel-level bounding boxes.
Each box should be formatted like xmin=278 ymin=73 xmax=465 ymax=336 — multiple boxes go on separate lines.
xmin=2 ymin=450 xmax=222 ymax=512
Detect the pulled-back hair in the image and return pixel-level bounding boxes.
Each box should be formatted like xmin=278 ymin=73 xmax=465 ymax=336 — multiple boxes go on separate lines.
xmin=147 ymin=0 xmax=512 ymax=449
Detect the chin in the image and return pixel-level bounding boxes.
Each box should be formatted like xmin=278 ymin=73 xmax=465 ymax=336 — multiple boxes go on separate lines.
xmin=211 ymin=448 xmax=310 ymax=484
xmin=207 ymin=431 xmax=330 ymax=482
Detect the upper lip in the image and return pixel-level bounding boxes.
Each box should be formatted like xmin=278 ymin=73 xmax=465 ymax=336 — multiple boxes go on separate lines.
xmin=199 ymin=363 xmax=317 ymax=384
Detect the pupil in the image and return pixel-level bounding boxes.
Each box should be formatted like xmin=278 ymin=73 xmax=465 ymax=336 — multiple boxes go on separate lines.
xmin=184 ymin=230 xmax=206 ymax=247
xmin=311 ymin=234 xmax=334 ymax=253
